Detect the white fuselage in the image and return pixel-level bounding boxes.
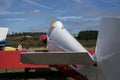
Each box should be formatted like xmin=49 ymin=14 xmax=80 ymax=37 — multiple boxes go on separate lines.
xmin=47 ymin=21 xmax=96 ymax=80
xmin=0 ymin=28 xmax=8 ymax=48
xmin=47 ymin=21 xmax=88 ymax=52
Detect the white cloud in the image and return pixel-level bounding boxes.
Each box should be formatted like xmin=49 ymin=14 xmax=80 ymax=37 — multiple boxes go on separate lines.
xmin=0 ymin=11 xmax=24 ymax=15
xmin=33 ymin=9 xmax=40 ymax=13
xmin=83 ymin=17 xmax=101 ymax=21
xmin=5 ymin=18 xmax=27 ymax=21
xmin=57 ymin=16 xmax=82 ymax=21
xmin=27 ymin=10 xmax=52 ymax=18
xmin=23 ymin=0 xmax=53 ymax=9
xmin=73 ymin=0 xmax=82 ymax=4
xmin=57 ymin=16 xmax=101 ymax=22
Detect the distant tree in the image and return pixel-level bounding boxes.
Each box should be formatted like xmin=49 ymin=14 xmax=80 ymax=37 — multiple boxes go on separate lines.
xmin=78 ymin=30 xmax=98 ymax=40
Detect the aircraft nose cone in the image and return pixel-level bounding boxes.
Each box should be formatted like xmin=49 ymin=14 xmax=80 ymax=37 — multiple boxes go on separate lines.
xmin=53 ymin=21 xmax=64 ymax=28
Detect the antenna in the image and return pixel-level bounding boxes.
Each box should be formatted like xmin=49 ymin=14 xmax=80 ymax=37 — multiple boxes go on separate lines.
xmin=61 ymin=0 xmax=67 ymax=29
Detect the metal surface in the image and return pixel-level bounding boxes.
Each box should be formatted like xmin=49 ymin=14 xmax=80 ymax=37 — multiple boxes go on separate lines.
xmin=96 ymin=17 xmax=120 ymax=80
xmin=21 ymin=52 xmax=94 ymax=65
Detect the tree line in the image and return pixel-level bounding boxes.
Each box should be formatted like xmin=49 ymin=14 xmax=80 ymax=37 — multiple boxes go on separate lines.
xmin=77 ymin=30 xmax=98 ymax=40
xmin=8 ymin=32 xmax=46 ymax=37
xmin=6 ymin=30 xmax=98 ymax=49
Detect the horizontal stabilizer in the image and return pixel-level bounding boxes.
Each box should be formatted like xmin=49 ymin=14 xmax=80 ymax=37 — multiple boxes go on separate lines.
xmin=21 ymin=52 xmax=94 ymax=65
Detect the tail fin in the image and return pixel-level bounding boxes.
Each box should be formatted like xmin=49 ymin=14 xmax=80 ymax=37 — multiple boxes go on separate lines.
xmin=0 ymin=27 xmax=8 ymax=50
xmin=48 ymin=19 xmax=55 ymax=35
xmin=50 ymin=18 xmax=55 ymax=28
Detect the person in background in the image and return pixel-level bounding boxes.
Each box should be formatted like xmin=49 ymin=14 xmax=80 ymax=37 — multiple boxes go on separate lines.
xmin=17 ymin=44 xmax=23 ymax=51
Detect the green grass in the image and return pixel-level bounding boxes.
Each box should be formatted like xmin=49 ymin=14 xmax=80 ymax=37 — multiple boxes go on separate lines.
xmin=79 ymin=40 xmax=96 ymax=49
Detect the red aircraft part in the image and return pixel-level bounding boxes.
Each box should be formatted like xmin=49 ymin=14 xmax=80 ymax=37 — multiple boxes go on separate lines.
xmin=40 ymin=34 xmax=47 ymax=42
xmin=0 ymin=50 xmax=94 ymax=68
xmin=0 ymin=51 xmax=49 ymax=68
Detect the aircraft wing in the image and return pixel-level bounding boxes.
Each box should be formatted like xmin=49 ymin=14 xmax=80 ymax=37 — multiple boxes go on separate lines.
xmin=20 ymin=52 xmax=95 ymax=65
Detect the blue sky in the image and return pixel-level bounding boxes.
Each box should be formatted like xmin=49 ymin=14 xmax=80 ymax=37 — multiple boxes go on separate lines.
xmin=0 ymin=0 xmax=120 ymax=33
